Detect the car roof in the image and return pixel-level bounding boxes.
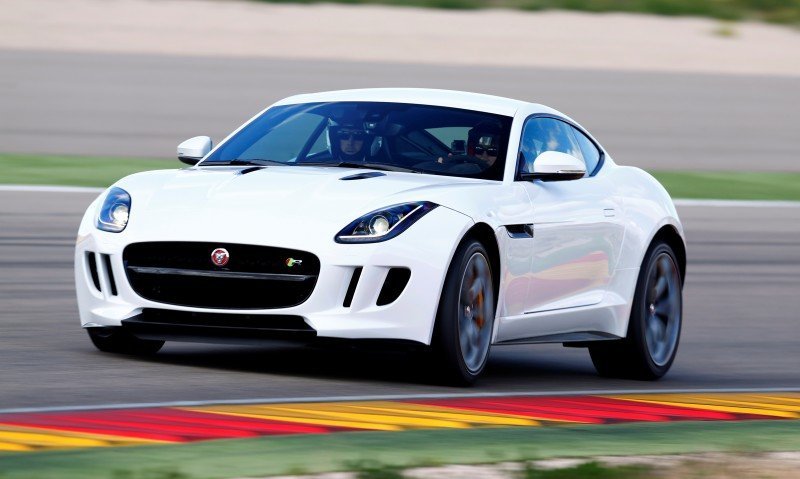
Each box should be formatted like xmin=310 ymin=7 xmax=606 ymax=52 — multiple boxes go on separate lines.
xmin=271 ymin=88 xmax=546 ymax=117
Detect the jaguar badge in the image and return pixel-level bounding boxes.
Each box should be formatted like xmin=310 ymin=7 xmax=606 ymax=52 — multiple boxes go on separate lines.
xmin=211 ymin=248 xmax=230 ymax=267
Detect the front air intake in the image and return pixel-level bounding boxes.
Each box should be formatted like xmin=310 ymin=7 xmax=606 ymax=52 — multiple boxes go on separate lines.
xmin=101 ymin=254 xmax=118 ymax=296
xmin=122 ymin=309 xmax=316 ymax=342
xmin=343 ymin=267 xmax=362 ymax=307
xmin=376 ymin=268 xmax=411 ymax=306
xmin=86 ymin=252 xmax=101 ymax=292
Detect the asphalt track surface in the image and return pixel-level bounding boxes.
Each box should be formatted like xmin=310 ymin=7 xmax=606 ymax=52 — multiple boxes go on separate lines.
xmin=0 ymin=190 xmax=798 ymax=410
xmin=2 ymin=50 xmax=800 ymax=172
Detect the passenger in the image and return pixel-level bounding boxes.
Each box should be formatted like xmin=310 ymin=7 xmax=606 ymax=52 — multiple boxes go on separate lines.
xmin=467 ymin=122 xmax=505 ymax=179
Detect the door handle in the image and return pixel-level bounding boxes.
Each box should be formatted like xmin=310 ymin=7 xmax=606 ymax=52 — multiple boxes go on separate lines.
xmin=603 ymin=208 xmax=616 ymax=218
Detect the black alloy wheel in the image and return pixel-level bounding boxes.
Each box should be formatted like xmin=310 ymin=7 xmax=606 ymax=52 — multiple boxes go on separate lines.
xmin=433 ymin=239 xmax=496 ymax=385
xmin=589 ymin=241 xmax=683 ymax=379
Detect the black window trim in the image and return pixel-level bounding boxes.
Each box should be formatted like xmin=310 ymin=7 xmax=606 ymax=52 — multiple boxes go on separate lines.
xmin=295 ymin=116 xmax=329 ymax=162
xmin=514 ymin=113 xmax=606 ymax=180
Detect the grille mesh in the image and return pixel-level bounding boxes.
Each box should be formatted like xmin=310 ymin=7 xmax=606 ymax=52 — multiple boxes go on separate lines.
xmin=123 ymin=242 xmax=320 ymax=309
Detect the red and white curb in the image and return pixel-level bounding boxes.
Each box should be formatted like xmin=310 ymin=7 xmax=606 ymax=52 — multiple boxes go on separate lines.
xmin=1 ymin=392 xmax=798 ymax=453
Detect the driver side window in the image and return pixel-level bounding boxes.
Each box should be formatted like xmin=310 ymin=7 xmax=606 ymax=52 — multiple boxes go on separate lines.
xmin=518 ymin=117 xmax=586 ymax=176
xmin=239 ymin=113 xmax=325 ymax=162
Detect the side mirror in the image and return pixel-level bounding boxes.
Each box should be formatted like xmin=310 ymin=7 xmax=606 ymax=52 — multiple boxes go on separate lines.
xmin=177 ymin=136 xmax=212 ymax=165
xmin=519 ymin=151 xmax=585 ymax=182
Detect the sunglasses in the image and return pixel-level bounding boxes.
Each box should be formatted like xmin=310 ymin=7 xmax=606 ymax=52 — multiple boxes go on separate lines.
xmin=474 ymin=146 xmax=499 ymax=156
xmin=336 ymin=131 xmax=368 ymax=141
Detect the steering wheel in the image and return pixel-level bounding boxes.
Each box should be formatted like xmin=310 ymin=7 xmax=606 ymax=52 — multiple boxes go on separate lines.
xmin=440 ymin=154 xmax=489 ymax=168
xmin=412 ymin=156 xmax=486 ymax=175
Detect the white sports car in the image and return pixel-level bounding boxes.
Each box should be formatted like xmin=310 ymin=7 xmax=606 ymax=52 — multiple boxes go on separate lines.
xmin=75 ymin=89 xmax=685 ymax=384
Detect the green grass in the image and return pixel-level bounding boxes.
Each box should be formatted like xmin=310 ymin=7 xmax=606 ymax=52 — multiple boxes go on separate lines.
xmin=348 ymin=460 xmax=407 ymax=479
xmin=254 ymin=0 xmax=800 ymax=25
xmin=651 ymin=170 xmax=800 ymax=201
xmin=0 ymin=154 xmax=176 ymax=188
xmin=1 ymin=153 xmax=799 ymax=201
xmin=0 ymin=421 xmax=799 ymax=479
xmin=523 ymin=461 xmax=651 ymax=479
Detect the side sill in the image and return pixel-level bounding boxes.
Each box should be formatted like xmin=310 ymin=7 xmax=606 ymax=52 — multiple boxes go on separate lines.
xmin=494 ymin=330 xmax=621 ymax=346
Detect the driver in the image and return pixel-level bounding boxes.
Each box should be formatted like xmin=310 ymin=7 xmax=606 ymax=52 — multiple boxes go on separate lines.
xmin=329 ymin=117 xmax=373 ymax=163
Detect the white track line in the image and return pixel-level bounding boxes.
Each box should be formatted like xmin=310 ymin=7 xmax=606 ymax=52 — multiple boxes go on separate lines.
xmin=673 ymin=199 xmax=800 ymax=208
xmin=0 ymin=185 xmax=104 ymax=193
xmin=1 ymin=386 xmax=800 ymax=415
xmin=1 ymin=185 xmax=799 ymax=207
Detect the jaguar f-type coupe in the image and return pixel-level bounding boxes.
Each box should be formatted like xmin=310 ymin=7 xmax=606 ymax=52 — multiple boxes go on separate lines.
xmin=75 ymin=89 xmax=685 ymax=384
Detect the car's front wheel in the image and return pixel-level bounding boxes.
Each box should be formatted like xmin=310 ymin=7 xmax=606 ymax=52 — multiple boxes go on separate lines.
xmin=87 ymin=327 xmax=165 ymax=355
xmin=589 ymin=241 xmax=682 ymax=379
xmin=433 ymin=239 xmax=496 ymax=385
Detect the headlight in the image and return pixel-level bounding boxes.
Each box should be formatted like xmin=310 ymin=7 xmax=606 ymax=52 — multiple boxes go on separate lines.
xmin=96 ymin=187 xmax=131 ymax=233
xmin=336 ymin=201 xmax=437 ymax=243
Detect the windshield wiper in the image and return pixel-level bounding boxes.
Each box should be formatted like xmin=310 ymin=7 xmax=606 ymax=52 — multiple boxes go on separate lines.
xmin=300 ymin=161 xmax=418 ymax=173
xmin=203 ymin=159 xmax=286 ymax=167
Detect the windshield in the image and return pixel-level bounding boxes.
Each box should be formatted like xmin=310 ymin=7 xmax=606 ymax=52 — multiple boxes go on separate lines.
xmin=202 ymin=102 xmax=513 ymax=181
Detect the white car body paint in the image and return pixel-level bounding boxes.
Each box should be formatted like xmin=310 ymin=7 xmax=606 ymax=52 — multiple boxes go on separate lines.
xmin=75 ymin=88 xmax=684 ymax=348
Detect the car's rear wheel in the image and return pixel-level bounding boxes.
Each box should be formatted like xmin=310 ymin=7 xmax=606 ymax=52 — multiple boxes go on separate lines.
xmin=589 ymin=241 xmax=682 ymax=379
xmin=87 ymin=327 xmax=164 ymax=355
xmin=433 ymin=239 xmax=495 ymax=385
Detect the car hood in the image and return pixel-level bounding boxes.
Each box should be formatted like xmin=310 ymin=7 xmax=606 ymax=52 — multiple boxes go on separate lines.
xmin=115 ymin=166 xmax=484 ymax=245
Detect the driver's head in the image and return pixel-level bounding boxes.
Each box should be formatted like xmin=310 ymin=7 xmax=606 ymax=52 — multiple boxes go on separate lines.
xmin=338 ymin=127 xmax=367 ymax=156
xmin=329 ymin=115 xmax=372 ymax=162
xmin=467 ymin=122 xmax=503 ymax=167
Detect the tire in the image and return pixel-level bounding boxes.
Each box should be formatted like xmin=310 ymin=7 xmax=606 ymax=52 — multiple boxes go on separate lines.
xmin=87 ymin=327 xmax=165 ymax=355
xmin=589 ymin=241 xmax=682 ymax=380
xmin=432 ymin=239 xmax=496 ymax=385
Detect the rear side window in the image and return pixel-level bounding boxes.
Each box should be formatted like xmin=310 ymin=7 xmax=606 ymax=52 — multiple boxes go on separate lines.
xmin=571 ymin=126 xmax=602 ymax=175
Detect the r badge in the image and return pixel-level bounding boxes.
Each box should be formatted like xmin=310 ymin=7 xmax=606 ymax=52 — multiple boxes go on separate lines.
xmin=285 ymin=258 xmax=303 ymax=268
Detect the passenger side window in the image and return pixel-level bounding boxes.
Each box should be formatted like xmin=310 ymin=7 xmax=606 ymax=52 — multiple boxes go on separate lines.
xmin=518 ymin=117 xmax=586 ymax=176
xmin=571 ymin=126 xmax=601 ymax=175
xmin=426 ymin=127 xmax=470 ymax=150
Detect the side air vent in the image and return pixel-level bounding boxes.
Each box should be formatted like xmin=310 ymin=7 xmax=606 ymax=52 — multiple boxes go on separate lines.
xmin=101 ymin=254 xmax=118 ymax=296
xmin=340 ymin=172 xmax=386 ymax=181
xmin=506 ymin=224 xmax=534 ymax=238
xmin=343 ymin=267 xmax=362 ymax=307
xmin=377 ymin=268 xmax=411 ymax=306
xmin=86 ymin=252 xmax=101 ymax=292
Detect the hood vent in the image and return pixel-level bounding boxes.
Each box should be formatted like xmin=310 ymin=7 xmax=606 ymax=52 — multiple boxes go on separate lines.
xmin=340 ymin=172 xmax=386 ymax=181
xmin=238 ymin=166 xmax=267 ymax=175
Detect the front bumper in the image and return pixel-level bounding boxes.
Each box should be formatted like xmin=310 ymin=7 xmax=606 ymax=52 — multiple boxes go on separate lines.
xmin=75 ymin=205 xmax=473 ymax=345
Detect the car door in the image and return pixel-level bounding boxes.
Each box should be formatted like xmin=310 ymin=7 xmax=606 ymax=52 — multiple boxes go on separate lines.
xmin=517 ymin=116 xmax=624 ymax=314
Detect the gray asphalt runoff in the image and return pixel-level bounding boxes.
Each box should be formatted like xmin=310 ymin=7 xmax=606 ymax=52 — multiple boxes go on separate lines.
xmin=0 ymin=190 xmax=798 ymax=410
xmin=2 ymin=50 xmax=799 ymax=172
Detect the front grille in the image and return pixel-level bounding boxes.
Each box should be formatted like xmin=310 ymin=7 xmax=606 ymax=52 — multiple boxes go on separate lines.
xmin=123 ymin=242 xmax=320 ymax=309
